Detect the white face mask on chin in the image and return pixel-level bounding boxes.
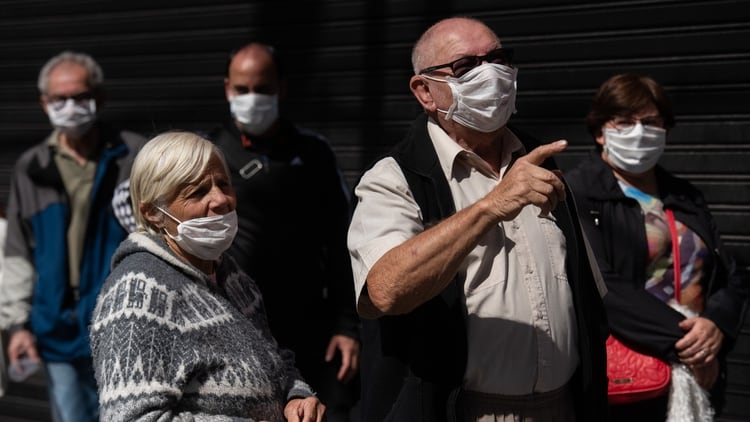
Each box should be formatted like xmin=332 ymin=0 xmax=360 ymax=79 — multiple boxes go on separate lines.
xmin=422 ymin=62 xmax=518 ymax=133
xmin=157 ymin=207 xmax=238 ymax=261
xmin=47 ymin=98 xmax=97 ymax=138
xmin=603 ymin=123 xmax=666 ymax=174
xmin=229 ymin=92 xmax=279 ymax=135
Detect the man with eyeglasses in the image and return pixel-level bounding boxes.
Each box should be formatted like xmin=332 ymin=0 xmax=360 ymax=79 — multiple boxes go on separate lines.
xmin=0 ymin=50 xmax=146 ymax=422
xmin=347 ymin=16 xmax=609 ymax=421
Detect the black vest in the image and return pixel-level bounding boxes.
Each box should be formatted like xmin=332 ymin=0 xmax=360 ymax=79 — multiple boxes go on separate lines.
xmin=355 ymin=114 xmax=609 ymax=422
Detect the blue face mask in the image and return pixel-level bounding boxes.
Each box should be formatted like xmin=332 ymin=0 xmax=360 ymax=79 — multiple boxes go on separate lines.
xmin=157 ymin=207 xmax=238 ymax=261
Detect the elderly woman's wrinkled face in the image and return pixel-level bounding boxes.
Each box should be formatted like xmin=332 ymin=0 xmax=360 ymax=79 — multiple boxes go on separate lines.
xmin=163 ymin=153 xmax=236 ymax=231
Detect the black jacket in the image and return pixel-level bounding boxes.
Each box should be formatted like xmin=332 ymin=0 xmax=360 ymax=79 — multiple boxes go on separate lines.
xmin=565 ymin=150 xmax=747 ymax=360
xmin=356 ymin=114 xmax=609 ymax=422
xmin=208 ymin=121 xmax=360 ymax=371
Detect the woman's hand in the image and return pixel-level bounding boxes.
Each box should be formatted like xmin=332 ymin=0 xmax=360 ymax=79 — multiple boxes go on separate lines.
xmin=675 ymin=316 xmax=723 ymax=367
xmin=284 ymin=397 xmax=325 ymax=422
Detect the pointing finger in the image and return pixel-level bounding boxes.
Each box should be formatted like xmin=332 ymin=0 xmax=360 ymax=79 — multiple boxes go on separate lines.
xmin=521 ymin=140 xmax=568 ymax=166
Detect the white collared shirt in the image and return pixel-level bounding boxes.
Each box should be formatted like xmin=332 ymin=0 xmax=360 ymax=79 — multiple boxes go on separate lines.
xmin=348 ymin=118 xmax=578 ymax=394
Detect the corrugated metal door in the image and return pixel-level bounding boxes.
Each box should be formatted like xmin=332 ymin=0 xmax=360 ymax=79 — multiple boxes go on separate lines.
xmin=1 ymin=1 xmax=748 ymax=420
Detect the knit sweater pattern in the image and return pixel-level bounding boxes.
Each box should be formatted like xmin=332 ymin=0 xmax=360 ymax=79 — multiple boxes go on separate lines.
xmin=90 ymin=232 xmax=313 ymax=421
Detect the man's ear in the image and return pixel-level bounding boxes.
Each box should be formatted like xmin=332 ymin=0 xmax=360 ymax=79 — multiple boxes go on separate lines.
xmin=409 ymin=75 xmax=436 ymax=112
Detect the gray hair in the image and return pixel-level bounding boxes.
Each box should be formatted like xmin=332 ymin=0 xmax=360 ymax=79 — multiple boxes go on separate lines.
xmin=37 ymin=51 xmax=104 ymax=94
xmin=129 ymin=131 xmax=229 ymax=235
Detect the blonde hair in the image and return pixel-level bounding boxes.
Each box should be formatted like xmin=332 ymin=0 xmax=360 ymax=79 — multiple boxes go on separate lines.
xmin=130 ymin=131 xmax=229 ymax=234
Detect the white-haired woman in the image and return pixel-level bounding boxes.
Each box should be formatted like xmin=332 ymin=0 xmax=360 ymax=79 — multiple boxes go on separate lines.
xmin=89 ymin=131 xmax=325 ymax=422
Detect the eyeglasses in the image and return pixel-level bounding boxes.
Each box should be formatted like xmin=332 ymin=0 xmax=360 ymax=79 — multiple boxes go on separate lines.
xmin=45 ymin=91 xmax=95 ymax=110
xmin=418 ymin=47 xmax=514 ymax=78
xmin=610 ymin=115 xmax=665 ymax=131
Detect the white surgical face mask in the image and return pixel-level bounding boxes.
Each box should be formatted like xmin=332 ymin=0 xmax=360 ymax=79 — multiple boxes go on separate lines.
xmin=603 ymin=123 xmax=666 ymax=174
xmin=229 ymin=92 xmax=279 ymax=135
xmin=157 ymin=207 xmax=238 ymax=261
xmin=422 ymin=63 xmax=518 ymax=133
xmin=47 ymin=98 xmax=97 ymax=138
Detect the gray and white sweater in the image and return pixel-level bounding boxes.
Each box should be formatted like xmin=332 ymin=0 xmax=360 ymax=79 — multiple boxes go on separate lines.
xmin=90 ymin=232 xmax=314 ymax=421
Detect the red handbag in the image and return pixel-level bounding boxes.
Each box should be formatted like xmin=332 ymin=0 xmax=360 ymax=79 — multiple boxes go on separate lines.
xmin=606 ymin=335 xmax=671 ymax=404
xmin=605 ymin=209 xmax=680 ymax=404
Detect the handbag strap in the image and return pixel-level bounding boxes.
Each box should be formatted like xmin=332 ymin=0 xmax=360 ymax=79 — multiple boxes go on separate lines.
xmin=665 ymin=208 xmax=681 ymax=304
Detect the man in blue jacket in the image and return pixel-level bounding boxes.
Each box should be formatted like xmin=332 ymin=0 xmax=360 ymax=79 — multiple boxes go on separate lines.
xmin=0 ymin=51 xmax=146 ymax=422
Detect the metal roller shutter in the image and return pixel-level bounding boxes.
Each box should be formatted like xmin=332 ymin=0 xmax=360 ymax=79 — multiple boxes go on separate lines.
xmin=1 ymin=1 xmax=748 ymax=420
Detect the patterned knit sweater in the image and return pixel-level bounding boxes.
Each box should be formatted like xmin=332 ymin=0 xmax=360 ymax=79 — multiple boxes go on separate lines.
xmin=90 ymin=232 xmax=314 ymax=421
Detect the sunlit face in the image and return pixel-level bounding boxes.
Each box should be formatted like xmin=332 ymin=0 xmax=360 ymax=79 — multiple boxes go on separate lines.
xmin=161 ymin=153 xmax=236 ymax=237
xmin=410 ymin=19 xmax=504 ymax=139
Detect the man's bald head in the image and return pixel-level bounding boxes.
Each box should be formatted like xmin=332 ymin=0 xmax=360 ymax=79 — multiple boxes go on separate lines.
xmin=411 ymin=17 xmax=501 ymax=75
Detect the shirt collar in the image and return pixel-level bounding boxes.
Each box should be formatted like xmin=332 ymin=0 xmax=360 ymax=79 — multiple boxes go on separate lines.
xmin=427 ymin=117 xmax=525 ymax=180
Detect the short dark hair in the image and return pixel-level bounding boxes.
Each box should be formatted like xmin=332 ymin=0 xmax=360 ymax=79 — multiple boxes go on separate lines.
xmin=585 ymin=73 xmax=675 ymax=140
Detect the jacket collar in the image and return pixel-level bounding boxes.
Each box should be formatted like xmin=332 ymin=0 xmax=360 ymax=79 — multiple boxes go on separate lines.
xmin=574 ymin=148 xmax=703 ymax=214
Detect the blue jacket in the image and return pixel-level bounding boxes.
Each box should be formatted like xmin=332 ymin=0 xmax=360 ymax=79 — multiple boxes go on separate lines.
xmin=2 ymin=124 xmax=146 ymax=362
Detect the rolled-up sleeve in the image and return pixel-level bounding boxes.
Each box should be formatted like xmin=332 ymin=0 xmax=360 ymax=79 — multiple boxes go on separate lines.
xmin=347 ymin=157 xmax=424 ymax=308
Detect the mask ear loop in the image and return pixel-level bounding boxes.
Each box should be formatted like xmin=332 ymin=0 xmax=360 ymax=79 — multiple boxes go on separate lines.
xmin=155 ymin=206 xmax=183 ymax=239
xmin=420 ymin=74 xmax=455 ymax=120
xmin=155 ymin=206 xmax=182 ymax=225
